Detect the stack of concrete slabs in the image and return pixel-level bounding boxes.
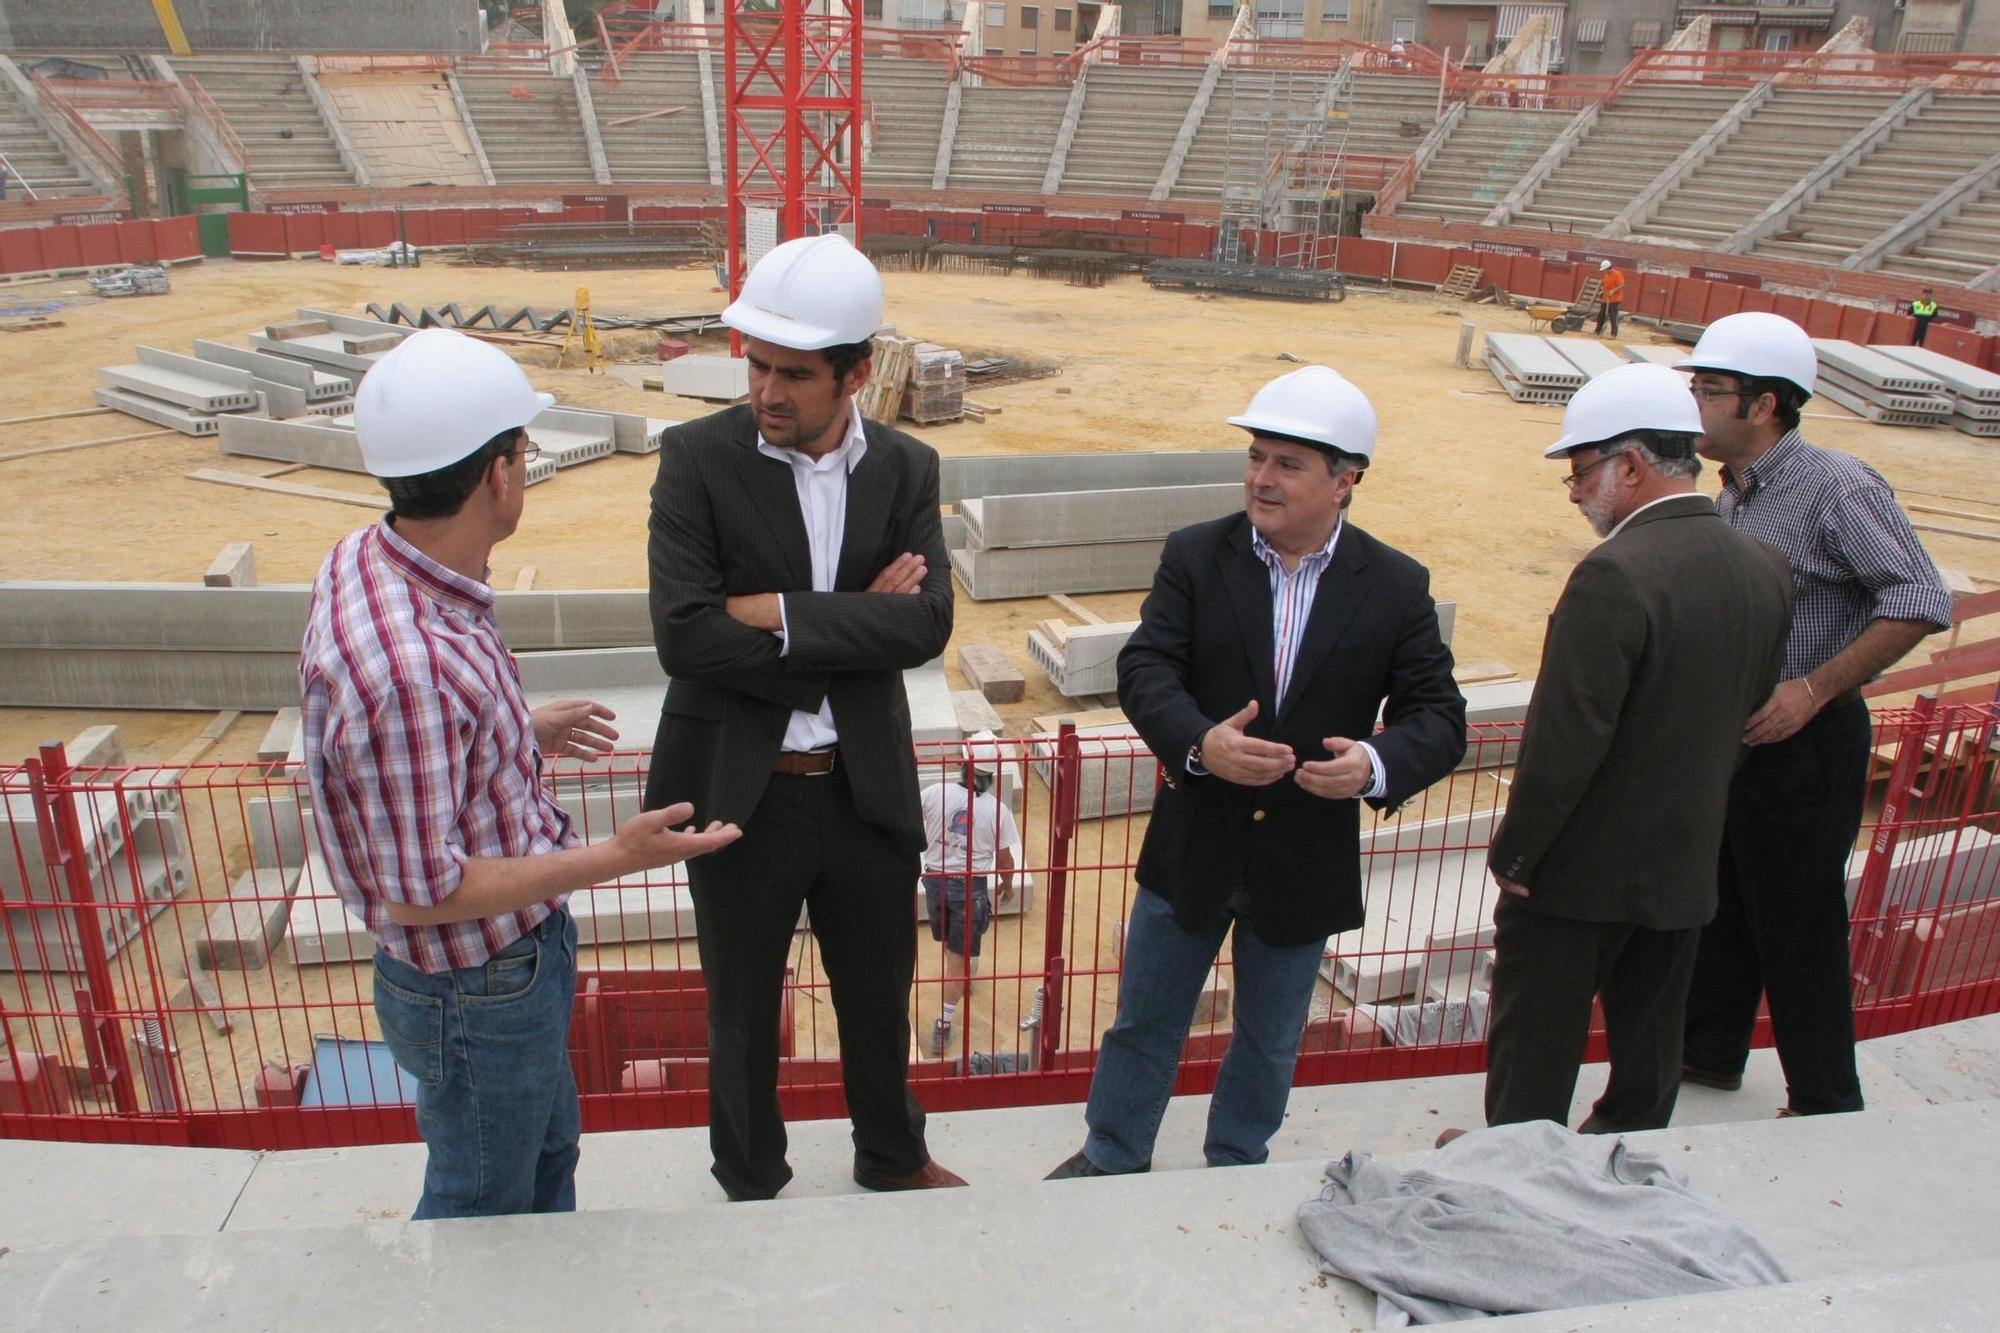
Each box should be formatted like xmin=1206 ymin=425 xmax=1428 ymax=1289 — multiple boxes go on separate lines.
xmin=1622 ymin=345 xmax=1689 ymax=368
xmin=1548 ymin=337 xmax=1629 ymax=380
xmin=1870 ymin=344 xmax=2000 ymax=436
xmin=1484 ymin=333 xmax=1583 ymax=404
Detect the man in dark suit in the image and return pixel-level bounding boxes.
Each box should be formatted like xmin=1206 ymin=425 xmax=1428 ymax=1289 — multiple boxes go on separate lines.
xmin=1482 ymin=363 xmax=1793 ymax=1133
xmin=644 ymin=234 xmax=964 ymax=1200
xmin=1047 ymin=366 xmax=1466 ymax=1179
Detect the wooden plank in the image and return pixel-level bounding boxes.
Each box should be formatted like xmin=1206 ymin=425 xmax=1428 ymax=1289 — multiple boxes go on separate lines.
xmin=1036 ymin=618 xmax=1070 ymax=649
xmin=605 ymin=104 xmax=687 ymax=127
xmin=957 ymin=643 xmax=1025 ymax=704
xmin=1048 ymin=593 xmax=1106 ymax=625
xmin=951 ymin=689 xmax=1005 ymax=735
xmin=1913 ymin=521 xmax=2000 ymax=544
xmin=1030 ymin=706 xmax=1129 ymax=733
xmin=1452 ymin=661 xmax=1518 ymax=685
xmin=513 ymin=565 xmax=537 ymax=592
xmin=0 ymin=428 xmax=176 ymax=464
xmin=167 ymin=710 xmax=241 ymax=767
xmin=1910 ymin=503 xmax=2000 ymax=526
xmin=0 ymin=406 xmax=114 ymax=427
xmin=187 ymin=468 xmax=384 ymax=510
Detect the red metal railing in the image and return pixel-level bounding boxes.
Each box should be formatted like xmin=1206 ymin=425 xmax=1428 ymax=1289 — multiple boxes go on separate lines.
xmin=176 ymin=76 xmax=252 ymax=174
xmin=25 ymin=78 xmax=125 ymax=192
xmin=4 ymin=704 xmax=1995 ymax=1148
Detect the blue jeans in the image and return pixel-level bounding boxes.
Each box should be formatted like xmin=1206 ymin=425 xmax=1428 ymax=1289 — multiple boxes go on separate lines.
xmin=1083 ymin=887 xmax=1325 ymax=1172
xmin=373 ymin=908 xmax=581 ymax=1219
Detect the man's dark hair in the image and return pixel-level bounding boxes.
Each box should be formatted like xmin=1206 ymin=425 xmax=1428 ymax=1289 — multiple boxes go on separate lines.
xmin=1738 ymin=375 xmax=1805 ymax=432
xmin=382 ymin=426 xmax=521 ymax=520
xmin=822 ymin=338 xmax=874 ymax=383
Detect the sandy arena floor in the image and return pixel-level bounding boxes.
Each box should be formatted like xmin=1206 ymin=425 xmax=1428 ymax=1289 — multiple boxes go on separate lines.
xmin=2 ymin=256 xmax=1994 ymax=1103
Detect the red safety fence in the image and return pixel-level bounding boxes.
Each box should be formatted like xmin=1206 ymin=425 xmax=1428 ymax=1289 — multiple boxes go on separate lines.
xmin=3 ymin=704 xmax=1996 ymax=1149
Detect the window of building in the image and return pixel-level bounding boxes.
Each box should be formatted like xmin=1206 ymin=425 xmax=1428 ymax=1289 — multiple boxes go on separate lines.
xmin=1763 ymin=29 xmax=1794 ymax=51
xmin=1256 ymin=0 xmax=1305 ymax=39
xmin=1022 ymin=4 xmax=1039 ymax=28
xmin=1392 ymin=16 xmax=1417 ymax=43
xmin=1575 ymin=17 xmax=1606 ymax=46
xmin=1321 ymin=0 xmax=1349 ymax=19
xmin=1055 ymin=7 xmax=1072 ymax=30
xmin=1209 ymin=1 xmax=1234 ymax=15
xmin=864 ymin=0 xmax=883 ymax=16
xmin=987 ymin=5 xmax=1006 ymax=26
xmin=1629 ymin=20 xmax=1661 ymax=47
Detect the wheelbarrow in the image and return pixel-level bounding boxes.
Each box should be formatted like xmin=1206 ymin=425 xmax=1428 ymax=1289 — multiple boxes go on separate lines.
xmin=1526 ymin=303 xmax=1587 ymax=334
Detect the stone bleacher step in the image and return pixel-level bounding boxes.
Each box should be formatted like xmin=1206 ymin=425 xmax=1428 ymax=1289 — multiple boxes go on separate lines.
xmin=5 ymin=1093 xmax=2000 ymax=1330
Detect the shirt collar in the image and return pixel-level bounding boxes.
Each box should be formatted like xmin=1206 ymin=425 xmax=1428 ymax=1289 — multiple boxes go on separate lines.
xmin=372 ymin=518 xmax=495 ymax=615
xmin=1251 ymin=517 xmax=1343 ymax=572
xmin=1720 ymin=428 xmax=1804 ymax=498
xmin=1604 ymin=491 xmax=1705 ymax=541
xmin=755 ymin=400 xmax=868 ymax=474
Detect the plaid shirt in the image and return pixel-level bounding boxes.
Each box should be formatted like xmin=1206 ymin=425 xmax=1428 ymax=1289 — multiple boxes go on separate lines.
xmin=301 ymin=521 xmax=575 ymax=973
xmin=1717 ymin=430 xmax=1952 ymax=682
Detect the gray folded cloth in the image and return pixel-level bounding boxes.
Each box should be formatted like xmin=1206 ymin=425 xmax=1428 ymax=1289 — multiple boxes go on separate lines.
xmin=1297 ymin=1120 xmax=1791 ymax=1325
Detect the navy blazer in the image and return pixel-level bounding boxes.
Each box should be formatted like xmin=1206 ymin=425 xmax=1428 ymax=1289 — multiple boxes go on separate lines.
xmin=1119 ymin=512 xmax=1467 ymax=947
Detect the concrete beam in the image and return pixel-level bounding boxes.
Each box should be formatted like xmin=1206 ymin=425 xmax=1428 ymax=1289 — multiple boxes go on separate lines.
xmin=100 ymin=365 xmax=257 ymax=414
xmin=1153 ymin=61 xmax=1225 ymax=202
xmin=960 ymin=484 xmax=1239 ymax=550
xmin=1027 ymin=621 xmax=1136 ymax=698
xmin=192 ymin=340 xmax=352 ymax=400
xmin=1844 ymin=148 xmax=2000 ymax=272
xmin=931 ymin=78 xmax=962 ymax=192
xmin=1722 ymin=85 xmax=1931 ymax=254
xmin=217 ymin=414 xmax=366 ymax=472
xmin=693 ymin=48 xmax=724 ymax=187
xmin=1040 ymin=74 xmax=1090 ymax=195
xmin=195 ymin=867 xmax=301 ymax=971
xmin=295 ymin=57 xmax=371 ymax=189
xmin=571 ymin=63 xmax=614 ymax=186
xmin=1602 ymin=81 xmax=1771 ymax=239
xmin=949 ymin=541 xmax=1165 ymax=601
xmin=1486 ymin=104 xmax=1598 ymax=227
xmin=443 ymin=68 xmax=499 ymax=186
xmin=938 ymin=450 xmax=1243 ymax=505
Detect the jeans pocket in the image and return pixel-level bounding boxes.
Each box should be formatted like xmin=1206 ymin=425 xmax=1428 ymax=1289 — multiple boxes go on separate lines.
xmin=471 ymin=936 xmax=542 ymax=1005
xmin=374 ymin=971 xmax=445 ymax=1090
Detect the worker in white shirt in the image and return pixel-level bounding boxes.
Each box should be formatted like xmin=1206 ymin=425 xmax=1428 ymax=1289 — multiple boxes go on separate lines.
xmin=921 ymin=732 xmax=1022 ymax=1055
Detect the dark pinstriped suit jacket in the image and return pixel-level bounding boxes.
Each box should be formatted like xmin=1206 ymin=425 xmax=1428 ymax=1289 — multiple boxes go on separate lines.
xmin=641 ymin=404 xmax=953 ymax=852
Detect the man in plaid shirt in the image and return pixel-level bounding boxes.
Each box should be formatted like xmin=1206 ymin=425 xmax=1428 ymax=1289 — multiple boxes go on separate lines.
xmin=1675 ymin=313 xmax=1952 ymax=1118
xmin=302 ymin=330 xmax=738 ymax=1219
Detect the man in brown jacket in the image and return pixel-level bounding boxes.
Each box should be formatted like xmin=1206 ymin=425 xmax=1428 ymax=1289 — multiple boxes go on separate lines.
xmin=1482 ymin=364 xmax=1793 ymax=1133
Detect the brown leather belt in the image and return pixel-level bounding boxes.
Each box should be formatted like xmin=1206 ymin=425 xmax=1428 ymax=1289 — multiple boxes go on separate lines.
xmin=773 ymin=747 xmax=839 ymax=776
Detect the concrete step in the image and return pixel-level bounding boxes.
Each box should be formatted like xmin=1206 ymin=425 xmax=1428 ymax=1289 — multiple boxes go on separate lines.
xmin=2 ymin=1032 xmax=1999 ymax=1329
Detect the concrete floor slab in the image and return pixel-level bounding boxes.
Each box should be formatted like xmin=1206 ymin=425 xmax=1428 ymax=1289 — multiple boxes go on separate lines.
xmin=1481 ymin=1260 xmax=2000 ymax=1330
xmin=937 ymin=449 xmax=1243 ymax=505
xmin=950 ymin=539 xmax=1165 ymax=600
xmin=217 ymin=412 xmax=366 ymax=472
xmin=101 ymin=364 xmax=259 ymax=413
xmin=960 ymin=483 xmax=1239 ymax=550
xmin=90 ymin=385 xmax=220 ymax=436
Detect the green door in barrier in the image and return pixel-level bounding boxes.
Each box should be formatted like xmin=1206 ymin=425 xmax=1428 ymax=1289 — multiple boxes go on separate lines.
xmin=183 ymin=172 xmax=250 ymax=257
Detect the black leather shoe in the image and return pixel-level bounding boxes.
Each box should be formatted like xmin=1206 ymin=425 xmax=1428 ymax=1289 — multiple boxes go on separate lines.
xmin=853 ymin=1159 xmax=968 ymax=1192
xmin=1680 ymin=1064 xmax=1744 ymax=1092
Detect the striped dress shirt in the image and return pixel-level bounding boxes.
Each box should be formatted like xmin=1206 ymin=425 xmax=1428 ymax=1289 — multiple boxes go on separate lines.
xmin=1717 ymin=430 xmax=1952 ymax=682
xmin=1249 ymin=522 xmax=1386 ymax=797
xmin=301 ymin=520 xmax=575 ymax=973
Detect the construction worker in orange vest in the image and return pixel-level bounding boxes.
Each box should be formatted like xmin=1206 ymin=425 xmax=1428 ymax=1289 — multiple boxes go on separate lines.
xmin=1595 ymin=259 xmax=1627 ymax=338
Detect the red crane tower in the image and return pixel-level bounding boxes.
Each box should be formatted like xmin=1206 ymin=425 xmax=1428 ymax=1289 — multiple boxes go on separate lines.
xmin=722 ymin=0 xmax=866 ymax=309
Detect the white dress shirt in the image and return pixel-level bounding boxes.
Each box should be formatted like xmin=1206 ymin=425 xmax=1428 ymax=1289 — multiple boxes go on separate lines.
xmin=759 ymin=401 xmax=868 ymax=752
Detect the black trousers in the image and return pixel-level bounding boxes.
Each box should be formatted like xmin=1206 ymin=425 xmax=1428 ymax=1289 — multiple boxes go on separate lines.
xmin=1595 ymin=301 xmax=1622 ymax=337
xmin=1484 ymin=893 xmax=1701 ymax=1133
xmin=1913 ymin=315 xmax=1934 ymax=346
xmin=687 ymin=764 xmax=930 ymax=1200
xmin=1683 ymin=693 xmax=1871 ymax=1114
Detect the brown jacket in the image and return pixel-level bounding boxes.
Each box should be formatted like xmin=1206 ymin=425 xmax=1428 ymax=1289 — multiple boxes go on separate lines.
xmin=1488 ymin=494 xmax=1792 ymax=930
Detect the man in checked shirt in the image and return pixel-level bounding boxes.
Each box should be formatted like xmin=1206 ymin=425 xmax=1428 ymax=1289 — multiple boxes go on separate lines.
xmin=1675 ymin=312 xmax=1952 ymax=1118
xmin=302 ymin=330 xmax=739 ymax=1219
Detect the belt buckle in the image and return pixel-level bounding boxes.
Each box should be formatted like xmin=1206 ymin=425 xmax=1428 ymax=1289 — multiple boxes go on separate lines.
xmin=806 ymin=747 xmax=837 ymax=777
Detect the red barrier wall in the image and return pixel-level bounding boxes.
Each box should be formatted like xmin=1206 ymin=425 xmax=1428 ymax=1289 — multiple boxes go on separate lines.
xmin=39 ymin=225 xmax=82 ymax=270
xmin=227 ymin=211 xmax=288 ymax=256
xmin=0 ymin=228 xmax=44 ymax=273
xmin=116 ymin=218 xmax=158 ymax=263
xmin=1837 ymin=304 xmax=1878 ymax=344
xmin=281 ymin=212 xmax=326 ymax=255
xmin=78 ymin=222 xmax=124 ymax=265
xmin=1391 ymin=243 xmax=1452 ymax=286
xmin=152 ymin=215 xmax=200 ymax=261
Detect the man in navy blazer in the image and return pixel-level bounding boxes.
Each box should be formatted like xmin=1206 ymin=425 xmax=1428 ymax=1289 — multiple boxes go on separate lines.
xmin=1049 ymin=367 xmax=1466 ymax=1178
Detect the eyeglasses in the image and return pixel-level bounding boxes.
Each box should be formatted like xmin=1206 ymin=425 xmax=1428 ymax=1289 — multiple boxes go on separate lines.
xmin=1559 ymin=454 xmax=1620 ymax=492
xmin=1688 ymin=383 xmax=1753 ymax=403
xmin=512 ymin=441 xmax=542 ymax=465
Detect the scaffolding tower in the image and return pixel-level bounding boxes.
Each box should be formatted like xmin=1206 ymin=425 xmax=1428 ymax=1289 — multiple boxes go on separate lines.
xmin=1212 ymin=60 xmax=1354 ymax=275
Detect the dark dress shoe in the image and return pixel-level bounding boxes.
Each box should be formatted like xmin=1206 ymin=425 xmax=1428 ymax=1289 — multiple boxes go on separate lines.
xmin=1044 ymin=1149 xmax=1146 ymax=1180
xmin=1680 ymin=1064 xmax=1744 ymax=1092
xmin=854 ymin=1159 xmax=969 ymax=1192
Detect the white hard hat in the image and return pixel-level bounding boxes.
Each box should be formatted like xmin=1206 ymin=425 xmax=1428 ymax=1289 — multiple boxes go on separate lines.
xmin=1546 ymin=363 xmax=1704 ymax=458
xmin=723 ymin=233 xmax=884 ymax=350
xmin=965 ymin=729 xmax=1001 ymax=773
xmin=1598 ymin=259 xmax=1612 ymax=271
xmin=354 ymin=329 xmax=554 ymax=478
xmin=1674 ymin=311 xmax=1817 ymax=397
xmin=1228 ymin=365 xmax=1379 ymax=463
